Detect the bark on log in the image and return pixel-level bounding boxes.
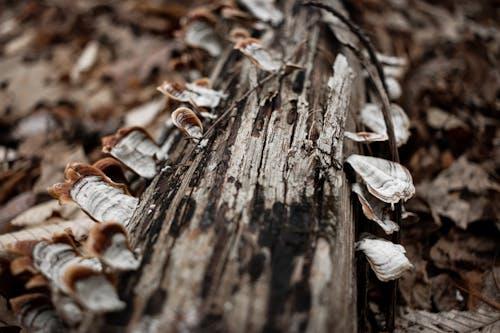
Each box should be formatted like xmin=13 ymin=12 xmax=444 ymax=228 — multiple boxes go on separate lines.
xmin=89 ymin=2 xmax=365 ymax=332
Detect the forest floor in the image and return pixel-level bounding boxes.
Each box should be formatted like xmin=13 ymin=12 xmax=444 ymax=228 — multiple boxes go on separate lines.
xmin=0 ymin=0 xmax=498 ymax=332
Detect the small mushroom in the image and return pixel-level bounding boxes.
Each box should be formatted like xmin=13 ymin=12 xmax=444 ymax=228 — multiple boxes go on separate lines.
xmin=237 ymin=0 xmax=283 ymax=26
xmin=171 ymin=107 xmax=204 ymax=139
xmin=0 ymin=219 xmax=93 ymax=259
xmin=92 ymin=157 xmax=128 ymax=185
xmin=346 ymin=154 xmax=415 ymax=204
xmin=234 ymin=37 xmax=281 ymax=72
xmin=157 ymin=79 xmax=227 ymax=108
xmin=10 ymin=256 xmax=37 ymax=276
xmin=183 ymin=8 xmax=222 ymax=57
xmin=229 ymin=27 xmax=251 ymax=43
xmin=25 ymin=274 xmax=49 ymax=289
xmin=48 ymin=163 xmax=138 ymax=226
xmin=352 ymin=183 xmax=399 ymax=234
xmin=10 ymin=293 xmax=65 ymax=333
xmin=360 ymin=103 xmax=410 ymax=147
xmin=102 ymin=127 xmax=160 ymax=179
xmin=356 ymin=236 xmax=413 ymax=281
xmin=385 ymin=76 xmax=402 ymax=101
xmin=86 ymin=221 xmax=140 ymax=271
xmin=62 ymin=265 xmax=125 ymax=313
xmin=30 ymin=237 xmax=125 ymax=313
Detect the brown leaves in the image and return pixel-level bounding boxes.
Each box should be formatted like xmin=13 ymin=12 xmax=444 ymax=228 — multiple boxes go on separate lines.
xmin=417 ymin=156 xmax=499 ymax=229
xmin=430 ymin=229 xmax=497 ymax=272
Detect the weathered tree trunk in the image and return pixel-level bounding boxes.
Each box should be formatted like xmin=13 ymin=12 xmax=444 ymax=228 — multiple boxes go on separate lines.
xmin=89 ymin=2 xmax=365 ymax=332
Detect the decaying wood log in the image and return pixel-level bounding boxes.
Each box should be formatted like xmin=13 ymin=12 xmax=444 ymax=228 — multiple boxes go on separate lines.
xmin=88 ymin=1 xmax=366 ymax=332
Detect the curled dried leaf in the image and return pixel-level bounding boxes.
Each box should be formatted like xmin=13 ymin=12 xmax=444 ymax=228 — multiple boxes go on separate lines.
xmin=360 ymin=103 xmax=410 ymax=147
xmin=356 ymin=236 xmax=413 ymax=281
xmin=346 ymin=154 xmax=415 ymax=204
xmin=10 ymin=293 xmax=64 ymax=333
xmin=102 ymin=127 xmax=160 ymax=179
xmin=171 ymin=107 xmax=204 ymax=139
xmin=48 ymin=163 xmax=138 ymax=226
xmin=157 ymin=80 xmax=227 ymax=108
xmin=237 ymin=0 xmax=283 ymax=26
xmin=352 ymin=183 xmax=399 ymax=234
xmin=234 ymin=37 xmax=281 ymax=72
xmin=344 ymin=131 xmax=388 ymax=143
xmin=87 ymin=221 xmax=140 ymax=271
xmin=183 ymin=9 xmax=222 ymax=56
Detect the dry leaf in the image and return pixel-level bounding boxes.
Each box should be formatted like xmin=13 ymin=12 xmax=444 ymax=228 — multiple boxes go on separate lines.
xmin=396 ymin=307 xmax=500 ymax=333
xmin=125 ymin=97 xmax=166 ymax=127
xmin=71 ymin=41 xmax=99 ymax=81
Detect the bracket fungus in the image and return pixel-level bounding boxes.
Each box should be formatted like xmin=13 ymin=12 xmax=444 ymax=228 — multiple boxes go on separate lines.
xmin=102 ymin=127 xmax=160 ymax=179
xmin=48 ymin=163 xmax=138 ymax=226
xmin=346 ymin=154 xmax=415 ymax=204
xmin=356 ymin=236 xmax=413 ymax=281
xmin=385 ymin=76 xmax=402 ymax=101
xmin=237 ymin=0 xmax=284 ymax=26
xmin=171 ymin=107 xmax=204 ymax=139
xmin=31 ymin=238 xmax=125 ymax=313
xmin=360 ymin=103 xmax=410 ymax=147
xmin=0 ymin=219 xmax=93 ymax=259
xmin=234 ymin=37 xmax=281 ymax=72
xmin=87 ymin=221 xmax=140 ymax=271
xmin=10 ymin=293 xmax=65 ymax=333
xmin=352 ymin=183 xmax=399 ymax=234
xmin=229 ymin=27 xmax=251 ymax=43
xmin=376 ymin=52 xmax=407 ymax=79
xmin=157 ymin=79 xmax=227 ymax=109
xmin=183 ymin=9 xmax=222 ymax=57
xmin=92 ymin=157 xmax=128 ymax=185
